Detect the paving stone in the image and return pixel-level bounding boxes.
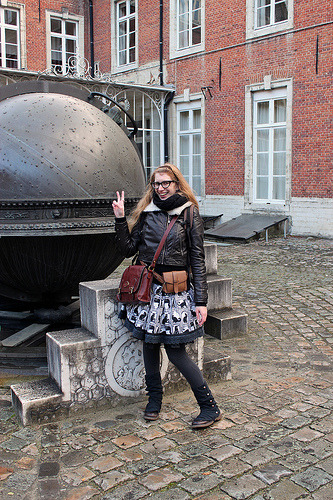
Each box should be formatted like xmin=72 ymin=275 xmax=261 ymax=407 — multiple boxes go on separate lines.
xmin=148 ymin=487 xmax=191 ymax=499
xmin=289 ymin=427 xmax=324 ymax=442
xmin=0 ymin=437 xmax=29 ymax=451
xmin=100 ymin=480 xmax=149 ymax=499
xmin=281 ymin=415 xmax=313 ymax=429
xmin=93 ymin=470 xmax=134 ymax=491
xmin=220 ymin=473 xmax=266 ymax=499
xmin=303 ymin=438 xmax=333 ymax=459
xmin=311 ymin=481 xmax=333 ymax=500
xmin=253 ymin=462 xmax=292 ymax=484
xmin=206 ymin=444 xmax=243 ymax=462
xmin=63 ymin=485 xmax=101 ymax=500
xmin=116 ymin=447 xmax=144 ymax=462
xmin=0 ymin=466 xmax=14 ymax=480
xmin=38 ymin=478 xmax=61 ymax=499
xmin=175 ymin=456 xmax=215 ymax=475
xmin=4 ymin=471 xmax=36 ymax=492
xmin=234 ymin=436 xmax=267 ymax=452
xmin=62 ymin=466 xmax=96 ymax=486
xmin=139 ymin=428 xmax=166 ymax=440
xmin=158 ymin=450 xmax=184 ymax=464
xmin=126 ymin=456 xmax=167 ymax=475
xmin=180 ymin=471 xmax=222 ymax=495
xmin=277 ymin=450 xmax=319 ymax=471
xmin=317 ymin=457 xmax=333 ymax=475
xmin=140 ymin=437 xmax=176 ymax=454
xmin=138 ymin=467 xmax=184 ymax=491
xmin=291 ymin=466 xmax=333 ymax=492
xmin=90 ymin=455 xmax=123 ymax=473
xmin=112 ymin=434 xmax=143 ymax=449
xmin=261 ymin=478 xmax=307 ymax=499
xmin=180 ymin=442 xmax=212 ymax=458
xmin=61 ymin=450 xmax=93 ymax=467
xmin=216 ymin=457 xmax=251 ymax=478
xmin=38 ymin=461 xmax=60 ymax=477
xmin=241 ymin=447 xmax=280 ymax=466
xmin=266 ymin=437 xmax=303 ymax=455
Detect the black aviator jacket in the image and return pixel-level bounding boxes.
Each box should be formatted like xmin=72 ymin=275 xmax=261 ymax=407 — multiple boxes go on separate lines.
xmin=115 ymin=202 xmax=208 ymax=305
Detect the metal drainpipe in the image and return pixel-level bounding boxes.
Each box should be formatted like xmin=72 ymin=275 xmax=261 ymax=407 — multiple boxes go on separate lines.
xmin=89 ymin=0 xmax=95 ymax=78
xmin=163 ymin=91 xmax=175 ymax=162
xmin=159 ymin=0 xmax=163 ymax=86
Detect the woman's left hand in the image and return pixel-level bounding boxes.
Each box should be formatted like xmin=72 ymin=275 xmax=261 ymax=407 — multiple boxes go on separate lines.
xmin=196 ymin=306 xmax=207 ymax=326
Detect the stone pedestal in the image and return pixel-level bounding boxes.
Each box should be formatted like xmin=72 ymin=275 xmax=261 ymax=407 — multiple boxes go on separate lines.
xmin=11 ymin=243 xmax=245 ymax=426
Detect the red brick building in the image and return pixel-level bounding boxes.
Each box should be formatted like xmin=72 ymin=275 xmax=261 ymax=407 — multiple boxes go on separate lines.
xmin=0 ymin=0 xmax=332 ymax=236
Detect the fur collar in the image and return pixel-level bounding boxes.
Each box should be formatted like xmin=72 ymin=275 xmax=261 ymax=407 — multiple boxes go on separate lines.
xmin=143 ymin=200 xmax=192 ymax=215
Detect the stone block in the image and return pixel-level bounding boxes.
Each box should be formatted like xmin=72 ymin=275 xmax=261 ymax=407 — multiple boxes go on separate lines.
xmin=11 ymin=378 xmax=64 ymax=427
xmin=203 ymin=347 xmax=231 ymax=382
xmin=47 ymin=328 xmax=99 ymax=401
xmin=207 ymin=275 xmax=232 ymax=311
xmin=205 ymin=309 xmax=248 ymax=339
xmin=204 ymin=243 xmax=218 ymax=275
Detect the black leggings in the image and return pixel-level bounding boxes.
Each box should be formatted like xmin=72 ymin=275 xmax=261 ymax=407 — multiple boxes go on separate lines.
xmin=143 ymin=342 xmax=204 ymax=389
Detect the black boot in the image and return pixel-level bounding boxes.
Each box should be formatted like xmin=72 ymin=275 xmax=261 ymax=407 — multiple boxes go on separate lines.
xmin=144 ymin=373 xmax=163 ymax=421
xmin=191 ymin=382 xmax=221 ymax=429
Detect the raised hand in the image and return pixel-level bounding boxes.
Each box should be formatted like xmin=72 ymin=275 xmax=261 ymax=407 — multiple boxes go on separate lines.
xmin=112 ymin=191 xmax=125 ymax=218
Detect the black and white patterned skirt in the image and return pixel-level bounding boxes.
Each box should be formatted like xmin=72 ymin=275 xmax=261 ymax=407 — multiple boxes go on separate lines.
xmin=123 ymin=284 xmax=204 ymax=345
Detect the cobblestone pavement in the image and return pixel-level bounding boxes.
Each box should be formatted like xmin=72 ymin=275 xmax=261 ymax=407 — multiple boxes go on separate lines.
xmin=0 ymin=236 xmax=332 ymax=499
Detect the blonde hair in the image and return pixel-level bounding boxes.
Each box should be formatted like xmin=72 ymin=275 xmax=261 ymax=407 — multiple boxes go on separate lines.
xmin=128 ymin=163 xmax=199 ymax=230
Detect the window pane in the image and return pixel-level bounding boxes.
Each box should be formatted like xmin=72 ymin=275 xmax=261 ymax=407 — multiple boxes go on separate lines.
xmin=130 ymin=0 xmax=136 ymax=14
xmin=257 ymin=6 xmax=270 ymax=27
xmin=179 ymin=155 xmax=189 ymax=176
xmin=257 ymin=101 xmax=269 ymax=124
xmin=192 ymin=0 xmax=200 ymax=10
xmin=119 ymin=35 xmax=126 ymax=51
xmin=193 ymin=154 xmax=201 ymax=175
xmin=179 ymin=31 xmax=189 ymax=48
xmin=273 ymin=152 xmax=286 ymax=174
xmin=119 ymin=21 xmax=126 ymax=36
xmin=5 ymin=10 xmax=17 ymax=25
xmin=193 ymin=134 xmax=201 ymax=155
xmin=129 ymin=32 xmax=135 ymax=48
xmin=179 ymin=0 xmax=189 ymax=15
xmin=51 ymin=37 xmax=62 ymax=51
xmin=134 ymin=93 xmax=143 ymax=127
xmin=129 ymin=47 xmax=135 ymax=62
xmin=179 ymin=13 xmax=189 ymax=31
xmin=180 ymin=135 xmax=189 ymax=155
xmin=152 ymin=132 xmax=161 ymax=168
xmin=274 ymin=99 xmax=286 ymax=122
xmin=275 ymin=0 xmax=288 ymax=22
xmin=119 ymin=51 xmax=126 ymax=65
xmin=192 ymin=27 xmax=201 ymax=45
xmin=193 ymin=109 xmax=201 ymax=129
xmin=5 ymin=29 xmax=17 ymax=44
xmin=65 ymin=22 xmax=76 ymax=36
xmin=192 ymin=176 xmax=201 ymax=196
xmin=51 ymin=18 xmax=62 ymax=33
xmin=257 ymin=177 xmax=268 ymax=199
xmin=257 ymin=130 xmax=269 ymax=152
xmin=66 ymin=39 xmax=75 ymax=54
xmin=274 ymin=128 xmax=286 ymax=151
xmin=180 ymin=111 xmax=189 ymax=131
xmin=273 ymin=177 xmax=285 ymax=199
xmin=192 ymin=8 xmax=201 ymax=27
xmin=118 ymin=2 xmax=126 ymax=17
xmin=257 ymin=153 xmax=269 ymax=175
xmin=152 ymin=103 xmax=161 ymax=130
xmin=129 ymin=18 xmax=135 ymax=33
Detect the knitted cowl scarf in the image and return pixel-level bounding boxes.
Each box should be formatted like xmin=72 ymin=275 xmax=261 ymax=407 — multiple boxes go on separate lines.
xmin=152 ymin=191 xmax=188 ymax=211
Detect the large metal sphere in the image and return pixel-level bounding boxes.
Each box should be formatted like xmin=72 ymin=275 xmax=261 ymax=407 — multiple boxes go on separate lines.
xmin=0 ymin=82 xmax=146 ymax=303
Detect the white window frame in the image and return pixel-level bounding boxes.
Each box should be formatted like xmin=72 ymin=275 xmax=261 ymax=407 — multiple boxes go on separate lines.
xmin=115 ymin=89 xmax=164 ymax=178
xmin=45 ymin=10 xmax=84 ymax=76
xmin=0 ymin=6 xmax=20 ymax=69
xmin=244 ymin=79 xmax=292 ymax=209
xmin=176 ymin=98 xmax=204 ymax=197
xmin=111 ymin=0 xmax=138 ymax=74
xmin=246 ymin=0 xmax=293 ymax=39
xmin=170 ymin=0 xmax=205 ymax=60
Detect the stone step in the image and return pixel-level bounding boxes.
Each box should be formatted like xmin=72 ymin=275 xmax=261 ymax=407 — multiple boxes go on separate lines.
xmin=204 ymin=243 xmax=218 ymax=275
xmin=207 ymin=275 xmax=232 ymax=311
xmin=205 ymin=308 xmax=248 ymax=340
xmin=11 ymin=377 xmax=64 ymax=427
xmin=203 ymin=348 xmax=231 ymax=383
xmin=47 ymin=327 xmax=99 ymax=401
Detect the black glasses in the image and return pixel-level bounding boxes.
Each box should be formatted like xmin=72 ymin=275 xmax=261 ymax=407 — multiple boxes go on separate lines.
xmin=151 ymin=180 xmax=176 ymax=190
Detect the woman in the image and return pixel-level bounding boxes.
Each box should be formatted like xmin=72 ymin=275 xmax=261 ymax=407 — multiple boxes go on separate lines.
xmin=112 ymin=163 xmax=221 ymax=429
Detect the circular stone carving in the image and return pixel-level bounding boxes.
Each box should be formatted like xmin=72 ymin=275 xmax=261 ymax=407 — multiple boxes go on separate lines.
xmin=105 ymin=332 xmax=168 ymax=397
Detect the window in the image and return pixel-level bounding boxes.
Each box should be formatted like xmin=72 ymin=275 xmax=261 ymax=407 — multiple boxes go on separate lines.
xmin=253 ymin=91 xmax=287 ymax=202
xmin=170 ymin=0 xmax=204 ymax=59
xmin=117 ymin=0 xmax=136 ymax=67
xmin=178 ymin=0 xmax=201 ymax=49
xmin=116 ymin=90 xmax=163 ymax=178
xmin=246 ymin=0 xmax=293 ymax=39
xmin=177 ymin=104 xmax=202 ymax=196
xmin=255 ymin=0 xmax=288 ymax=29
xmin=0 ymin=7 xmax=20 ymax=69
xmin=50 ymin=17 xmax=78 ymax=75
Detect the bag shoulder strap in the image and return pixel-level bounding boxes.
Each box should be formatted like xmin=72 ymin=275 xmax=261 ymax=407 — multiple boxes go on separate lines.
xmin=149 ymin=215 xmax=178 ymax=271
